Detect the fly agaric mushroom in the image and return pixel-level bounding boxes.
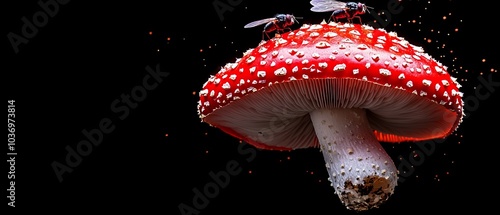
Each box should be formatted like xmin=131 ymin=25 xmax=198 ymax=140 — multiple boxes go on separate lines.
xmin=197 ymin=22 xmax=464 ymax=211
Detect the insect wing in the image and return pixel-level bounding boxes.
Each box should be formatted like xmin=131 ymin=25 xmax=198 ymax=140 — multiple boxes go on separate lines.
xmin=310 ymin=0 xmax=347 ymax=12
xmin=244 ymin=18 xmax=276 ymax=28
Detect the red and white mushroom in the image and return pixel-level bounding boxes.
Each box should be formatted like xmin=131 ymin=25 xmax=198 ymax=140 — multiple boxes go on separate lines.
xmin=197 ymin=21 xmax=464 ymax=211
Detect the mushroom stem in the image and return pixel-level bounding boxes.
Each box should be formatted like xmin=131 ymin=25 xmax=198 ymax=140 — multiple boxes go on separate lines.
xmin=309 ymin=108 xmax=398 ymax=211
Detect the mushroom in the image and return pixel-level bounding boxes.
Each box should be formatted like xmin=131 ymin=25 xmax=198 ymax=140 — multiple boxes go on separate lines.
xmin=197 ymin=22 xmax=464 ymax=211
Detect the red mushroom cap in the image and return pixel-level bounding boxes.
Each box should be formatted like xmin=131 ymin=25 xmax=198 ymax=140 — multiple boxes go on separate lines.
xmin=197 ymin=22 xmax=464 ymax=150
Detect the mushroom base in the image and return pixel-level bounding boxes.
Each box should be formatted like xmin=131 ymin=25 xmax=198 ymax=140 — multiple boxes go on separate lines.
xmin=310 ymin=108 xmax=398 ymax=211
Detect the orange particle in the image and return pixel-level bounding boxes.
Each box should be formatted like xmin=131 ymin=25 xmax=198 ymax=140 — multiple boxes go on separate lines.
xmin=167 ymin=37 xmax=171 ymax=41
xmin=427 ymin=39 xmax=432 ymax=43
xmin=148 ymin=31 xmax=153 ymax=35
xmin=248 ymin=170 xmax=252 ymax=174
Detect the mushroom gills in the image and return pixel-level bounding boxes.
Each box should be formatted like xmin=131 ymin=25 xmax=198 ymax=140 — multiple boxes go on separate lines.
xmin=310 ymin=108 xmax=398 ymax=211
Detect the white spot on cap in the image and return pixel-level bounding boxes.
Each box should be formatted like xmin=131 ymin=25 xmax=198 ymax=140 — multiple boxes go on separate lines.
xmin=257 ymin=71 xmax=266 ymax=78
xmin=249 ymin=67 xmax=256 ymax=73
xmin=374 ymin=44 xmax=384 ymax=49
xmin=222 ymin=82 xmax=231 ymax=90
xmin=272 ymin=51 xmax=279 ymax=57
xmin=371 ymin=54 xmax=380 ymax=62
xmin=435 ymin=66 xmax=444 ymax=74
xmin=285 ymin=59 xmax=293 ymax=65
xmin=258 ymin=47 xmax=267 ymax=53
xmin=422 ymin=79 xmax=432 ymax=87
xmin=339 ymin=44 xmax=347 ymax=49
xmin=239 ymin=68 xmax=244 ymax=73
xmin=297 ymin=51 xmax=305 ymax=57
xmin=260 ymin=61 xmax=266 ymax=66
xmin=435 ymin=83 xmax=441 ymax=91
xmin=318 ymin=62 xmax=328 ymax=69
xmin=270 ymin=61 xmax=276 ymax=67
xmin=308 ymin=24 xmax=323 ymax=30
xmin=292 ymin=66 xmax=299 ymax=73
xmin=312 ymin=53 xmax=320 ymax=58
xmin=398 ymin=73 xmax=405 ymax=79
xmin=302 ymin=74 xmax=309 ymax=79
xmin=407 ymin=81 xmax=414 ymax=88
xmin=310 ymin=32 xmax=320 ymax=37
xmin=302 ymin=59 xmax=309 ymax=65
xmin=412 ymin=45 xmax=424 ymax=53
xmin=390 ymin=46 xmax=399 ymax=52
xmin=365 ymin=63 xmax=371 ymax=69
xmin=342 ymin=38 xmax=354 ymax=43
xmin=324 ymin=32 xmax=337 ymax=38
xmin=239 ymin=79 xmax=245 ymax=85
xmin=334 ymin=64 xmax=346 ymax=72
xmin=379 ymin=69 xmax=391 ymax=76
xmin=441 ymin=80 xmax=450 ymax=86
xmin=210 ymin=90 xmax=215 ymax=97
xmin=230 ymin=74 xmax=237 ymax=80
xmin=315 ymin=41 xmax=331 ymax=48
xmin=288 ymin=49 xmax=297 ymax=55
xmin=302 ymin=40 xmax=309 ymax=45
xmin=246 ymin=56 xmax=255 ymax=63
xmin=349 ymin=30 xmax=361 ymax=36
xmin=329 ymin=55 xmax=336 ymax=60
xmin=353 ymin=69 xmax=359 ymax=75
xmin=443 ymin=91 xmax=449 ymax=98
xmin=214 ymin=78 xmax=221 ymax=85
xmin=357 ymin=44 xmax=368 ymax=50
xmin=367 ymin=32 xmax=373 ymax=38
xmin=277 ymin=38 xmax=287 ymax=44
xmin=199 ymin=89 xmax=208 ymax=96
xmin=354 ymin=54 xmax=364 ymax=61
xmin=274 ymin=67 xmax=287 ymax=76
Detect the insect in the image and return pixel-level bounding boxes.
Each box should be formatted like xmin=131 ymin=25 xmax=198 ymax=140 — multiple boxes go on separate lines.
xmin=244 ymin=14 xmax=302 ymax=40
xmin=310 ymin=0 xmax=373 ymax=24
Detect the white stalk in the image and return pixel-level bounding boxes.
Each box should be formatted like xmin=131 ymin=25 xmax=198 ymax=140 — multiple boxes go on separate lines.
xmin=310 ymin=108 xmax=398 ymax=211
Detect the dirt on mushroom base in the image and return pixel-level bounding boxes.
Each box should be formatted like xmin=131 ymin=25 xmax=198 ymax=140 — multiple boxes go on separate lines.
xmin=340 ymin=175 xmax=392 ymax=211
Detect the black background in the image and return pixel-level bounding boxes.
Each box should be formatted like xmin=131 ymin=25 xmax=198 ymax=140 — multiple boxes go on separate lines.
xmin=4 ymin=0 xmax=499 ymax=214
